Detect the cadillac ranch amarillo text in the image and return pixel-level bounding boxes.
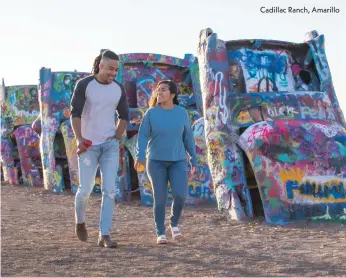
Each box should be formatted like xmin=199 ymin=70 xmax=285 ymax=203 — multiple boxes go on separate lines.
xmin=260 ymin=6 xmax=340 ymax=14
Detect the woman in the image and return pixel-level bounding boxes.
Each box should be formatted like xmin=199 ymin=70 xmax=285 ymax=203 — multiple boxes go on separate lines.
xmin=135 ymin=80 xmax=197 ymax=244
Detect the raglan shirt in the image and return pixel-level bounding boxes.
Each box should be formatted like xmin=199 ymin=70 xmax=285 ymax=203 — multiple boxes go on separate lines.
xmin=136 ymin=105 xmax=198 ymax=167
xmin=70 ymin=76 xmax=129 ymax=145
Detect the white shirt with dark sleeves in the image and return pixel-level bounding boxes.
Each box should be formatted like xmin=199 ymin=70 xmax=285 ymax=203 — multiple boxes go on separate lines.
xmin=70 ymin=76 xmax=129 ymax=145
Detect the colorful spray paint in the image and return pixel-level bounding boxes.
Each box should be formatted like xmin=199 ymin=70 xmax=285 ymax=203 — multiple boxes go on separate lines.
xmin=1 ymin=81 xmax=41 ymax=186
xmin=197 ymin=28 xmax=346 ymax=223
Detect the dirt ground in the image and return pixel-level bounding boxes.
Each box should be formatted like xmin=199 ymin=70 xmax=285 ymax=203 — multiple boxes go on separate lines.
xmin=1 ymin=183 xmax=345 ymax=277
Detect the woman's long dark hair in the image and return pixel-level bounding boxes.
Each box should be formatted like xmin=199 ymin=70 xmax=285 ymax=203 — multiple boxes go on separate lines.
xmin=92 ymin=49 xmax=119 ymax=75
xmin=148 ymin=80 xmax=179 ymax=108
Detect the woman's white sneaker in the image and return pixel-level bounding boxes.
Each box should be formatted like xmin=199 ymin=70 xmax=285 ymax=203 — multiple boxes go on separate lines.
xmin=170 ymin=226 xmax=183 ymax=240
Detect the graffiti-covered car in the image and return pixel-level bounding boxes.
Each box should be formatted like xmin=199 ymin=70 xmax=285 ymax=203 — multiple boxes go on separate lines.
xmin=0 ymin=80 xmax=42 ymax=186
xmin=197 ymin=28 xmax=346 ymax=223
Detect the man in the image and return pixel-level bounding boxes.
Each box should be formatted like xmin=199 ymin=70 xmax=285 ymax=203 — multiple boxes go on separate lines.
xmin=70 ymin=50 xmax=129 ymax=248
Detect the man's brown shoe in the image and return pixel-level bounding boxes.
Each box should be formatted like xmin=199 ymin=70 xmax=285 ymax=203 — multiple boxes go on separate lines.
xmin=98 ymin=235 xmax=118 ymax=248
xmin=75 ymin=223 xmax=88 ymax=242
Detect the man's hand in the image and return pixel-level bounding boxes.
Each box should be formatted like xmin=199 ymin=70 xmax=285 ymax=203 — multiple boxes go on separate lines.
xmin=76 ymin=137 xmax=88 ymax=155
xmin=134 ymin=159 xmax=146 ymax=171
xmin=190 ymin=167 xmax=196 ymax=174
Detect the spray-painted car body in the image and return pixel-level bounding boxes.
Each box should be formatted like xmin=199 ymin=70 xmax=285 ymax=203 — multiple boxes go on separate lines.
xmin=1 ymin=80 xmax=42 ymax=186
xmin=197 ymin=28 xmax=346 ymax=223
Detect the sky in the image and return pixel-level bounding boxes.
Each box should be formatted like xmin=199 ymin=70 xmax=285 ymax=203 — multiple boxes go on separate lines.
xmin=0 ymin=0 xmax=345 ymax=113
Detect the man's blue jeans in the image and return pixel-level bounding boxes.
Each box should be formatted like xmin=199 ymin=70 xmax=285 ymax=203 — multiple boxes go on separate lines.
xmin=147 ymin=159 xmax=189 ymax=236
xmin=75 ymin=139 xmax=119 ymax=236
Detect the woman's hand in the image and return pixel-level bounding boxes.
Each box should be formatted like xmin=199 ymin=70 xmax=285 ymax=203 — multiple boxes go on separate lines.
xmin=190 ymin=167 xmax=196 ymax=174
